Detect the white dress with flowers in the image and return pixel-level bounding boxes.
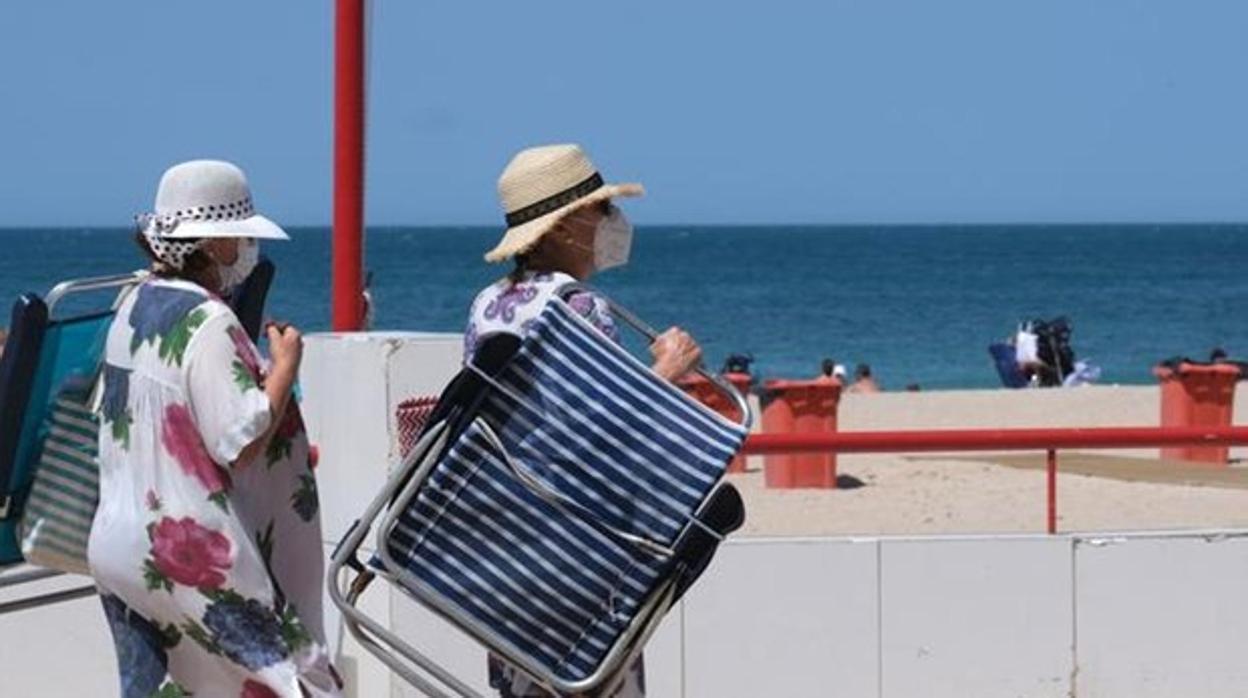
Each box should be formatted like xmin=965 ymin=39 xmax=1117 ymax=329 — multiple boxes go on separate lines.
xmin=88 ymin=278 xmax=341 ymax=698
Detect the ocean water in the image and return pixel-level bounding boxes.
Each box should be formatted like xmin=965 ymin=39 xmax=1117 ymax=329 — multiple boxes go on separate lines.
xmin=2 ymin=225 xmax=1245 ymax=389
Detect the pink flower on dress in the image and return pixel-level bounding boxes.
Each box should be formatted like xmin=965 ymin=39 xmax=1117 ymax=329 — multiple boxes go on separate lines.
xmin=239 ymin=679 xmax=279 ymax=698
xmin=228 ymin=325 xmax=264 ymax=383
xmin=150 ymin=516 xmax=232 ymax=589
xmin=161 ymin=403 xmax=231 ymax=493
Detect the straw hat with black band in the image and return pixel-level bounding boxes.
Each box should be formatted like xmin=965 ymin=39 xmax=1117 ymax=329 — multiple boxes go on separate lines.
xmin=485 ymin=144 xmax=643 ymax=263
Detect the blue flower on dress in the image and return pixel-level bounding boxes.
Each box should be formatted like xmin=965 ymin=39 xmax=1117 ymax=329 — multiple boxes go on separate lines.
xmin=202 ymin=593 xmax=289 ymax=671
xmin=101 ymin=362 xmax=134 ymax=448
xmin=291 ymin=474 xmax=319 ymax=522
xmin=129 ymin=284 xmax=209 ymax=369
xmin=100 ymin=363 xmax=131 ymax=423
xmin=128 ymin=284 xmax=206 ymax=354
xmin=100 ymin=594 xmax=169 ymax=698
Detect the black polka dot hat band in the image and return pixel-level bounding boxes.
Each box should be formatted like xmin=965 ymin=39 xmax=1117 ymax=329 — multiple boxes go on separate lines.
xmin=136 ymin=216 xmax=204 ymax=271
xmin=137 ymin=159 xmax=290 ymax=243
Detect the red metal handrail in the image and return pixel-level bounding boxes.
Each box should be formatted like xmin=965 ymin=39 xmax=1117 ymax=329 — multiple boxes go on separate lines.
xmin=738 ymin=426 xmax=1248 ymax=534
xmin=740 ymin=426 xmax=1248 ymax=455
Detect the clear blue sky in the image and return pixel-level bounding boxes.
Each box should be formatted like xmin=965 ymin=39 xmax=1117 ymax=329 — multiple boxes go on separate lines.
xmin=3 ymin=2 xmax=1247 ymax=226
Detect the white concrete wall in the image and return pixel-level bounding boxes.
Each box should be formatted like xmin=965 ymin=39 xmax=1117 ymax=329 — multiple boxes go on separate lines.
xmin=0 ymin=568 xmax=116 ymax=697
xmin=300 ymin=331 xmax=464 ymax=698
xmin=6 ymin=528 xmax=1248 ymax=696
xmin=386 ymin=531 xmax=1248 ymax=698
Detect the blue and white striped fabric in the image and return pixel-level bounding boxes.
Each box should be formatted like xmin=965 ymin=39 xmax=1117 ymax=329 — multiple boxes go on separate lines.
xmin=20 ymin=394 xmax=99 ymax=575
xmin=384 ymin=298 xmax=747 ymax=684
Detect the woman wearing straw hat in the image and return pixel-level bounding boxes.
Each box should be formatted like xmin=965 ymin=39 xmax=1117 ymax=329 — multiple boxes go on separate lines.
xmin=89 ymin=161 xmax=342 ymax=698
xmin=465 ymin=144 xmax=701 ymax=697
xmin=465 ymin=143 xmax=701 ymax=380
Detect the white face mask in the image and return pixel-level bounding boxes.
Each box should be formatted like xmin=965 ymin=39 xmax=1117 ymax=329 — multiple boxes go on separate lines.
xmin=217 ymin=237 xmax=259 ymax=293
xmin=593 ymin=207 xmax=633 ymax=272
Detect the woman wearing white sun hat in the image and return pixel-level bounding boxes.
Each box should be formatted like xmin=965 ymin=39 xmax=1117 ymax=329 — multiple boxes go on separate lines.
xmin=89 ymin=160 xmax=343 ymax=698
xmin=465 ymin=144 xmax=701 ymax=697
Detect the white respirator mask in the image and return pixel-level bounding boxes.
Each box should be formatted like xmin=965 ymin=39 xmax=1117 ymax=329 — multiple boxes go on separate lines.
xmin=218 ymin=237 xmax=260 ymax=293
xmin=593 ymin=206 xmax=633 ymax=272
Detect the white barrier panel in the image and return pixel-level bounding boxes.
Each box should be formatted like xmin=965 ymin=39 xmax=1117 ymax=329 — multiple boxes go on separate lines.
xmin=5 ymin=528 xmax=1248 ymax=697
xmin=301 ymin=331 xmax=462 ymax=698
xmin=879 ymin=536 xmax=1072 ymax=698
xmin=1075 ymin=533 xmax=1248 ymax=696
xmin=0 ymin=570 xmax=115 ymax=697
xmin=683 ymin=539 xmax=879 ymax=698
xmin=381 ymin=529 xmax=1248 ymax=698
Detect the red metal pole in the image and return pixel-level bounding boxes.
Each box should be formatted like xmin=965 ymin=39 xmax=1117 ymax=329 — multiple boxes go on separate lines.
xmin=740 ymin=426 xmax=1248 ymax=455
xmin=332 ymin=0 xmax=365 ymax=331
xmin=1046 ymin=449 xmax=1057 ymax=535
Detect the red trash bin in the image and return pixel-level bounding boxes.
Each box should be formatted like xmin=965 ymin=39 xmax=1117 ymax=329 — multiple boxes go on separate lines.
xmin=1153 ymin=362 xmax=1241 ymax=465
xmin=761 ymin=377 xmax=842 ymax=488
xmin=677 ymin=372 xmax=752 ymax=473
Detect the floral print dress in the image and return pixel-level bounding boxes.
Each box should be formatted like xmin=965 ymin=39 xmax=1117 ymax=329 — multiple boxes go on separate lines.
xmin=463 ymin=271 xmax=619 ymax=365
xmin=465 ymin=270 xmax=645 ymax=698
xmin=88 ymin=278 xmax=341 ymax=698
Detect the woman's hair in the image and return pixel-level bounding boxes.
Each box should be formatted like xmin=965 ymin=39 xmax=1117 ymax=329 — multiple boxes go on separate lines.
xmin=133 ymin=229 xmax=214 ymax=279
xmin=507 ymin=252 xmax=530 ymax=284
xmin=506 ymin=210 xmax=581 ymax=283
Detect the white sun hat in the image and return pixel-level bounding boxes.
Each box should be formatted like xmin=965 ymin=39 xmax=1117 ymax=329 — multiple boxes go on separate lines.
xmin=141 ymin=160 xmax=289 ymax=240
xmin=484 ymin=144 xmax=643 ymax=263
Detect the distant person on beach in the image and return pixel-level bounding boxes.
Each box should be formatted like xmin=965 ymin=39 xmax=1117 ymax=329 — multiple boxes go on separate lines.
xmin=820 ymin=357 xmax=847 ymax=381
xmin=464 ymin=144 xmax=697 ymax=697
xmin=847 ymin=363 xmax=882 ymax=393
xmin=89 ymin=161 xmax=342 ymax=698
xmin=1209 ymin=347 xmax=1248 ymax=380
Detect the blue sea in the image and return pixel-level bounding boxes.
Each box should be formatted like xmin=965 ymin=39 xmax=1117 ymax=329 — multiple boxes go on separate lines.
xmin=3 ymin=225 xmax=1245 ymax=389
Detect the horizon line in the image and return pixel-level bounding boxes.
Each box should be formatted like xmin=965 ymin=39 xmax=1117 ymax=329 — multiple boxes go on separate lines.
xmin=1 ymin=219 xmax=1247 ymax=231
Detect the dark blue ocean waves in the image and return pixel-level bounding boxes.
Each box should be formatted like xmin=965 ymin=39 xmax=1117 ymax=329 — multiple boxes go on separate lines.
xmin=3 ymin=225 xmax=1245 ymax=389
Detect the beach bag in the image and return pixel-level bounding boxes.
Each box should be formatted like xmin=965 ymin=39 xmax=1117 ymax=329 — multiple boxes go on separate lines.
xmin=395 ymin=395 xmax=439 ymax=459
xmin=18 ymin=390 xmax=100 ymax=575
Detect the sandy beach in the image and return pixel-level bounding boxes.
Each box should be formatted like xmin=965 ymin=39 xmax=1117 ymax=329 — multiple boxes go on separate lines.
xmin=736 ymin=383 xmax=1248 ymax=536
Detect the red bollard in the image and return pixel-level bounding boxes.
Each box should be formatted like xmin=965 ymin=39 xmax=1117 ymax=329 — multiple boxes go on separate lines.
xmin=677 ymin=372 xmax=752 ymax=473
xmin=1153 ymin=363 xmax=1241 ymax=465
xmin=761 ymin=377 xmax=842 ymax=488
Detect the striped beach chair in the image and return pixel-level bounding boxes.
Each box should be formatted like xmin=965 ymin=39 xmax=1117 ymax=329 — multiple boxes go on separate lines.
xmin=0 ymin=272 xmax=145 ymax=573
xmin=330 ymin=284 xmax=750 ymax=697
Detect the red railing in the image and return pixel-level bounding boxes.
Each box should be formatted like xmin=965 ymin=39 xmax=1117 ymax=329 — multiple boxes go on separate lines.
xmin=739 ymin=426 xmax=1248 ymax=534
